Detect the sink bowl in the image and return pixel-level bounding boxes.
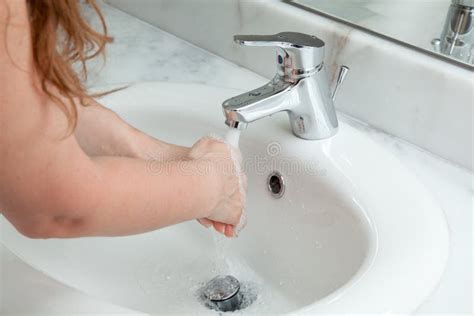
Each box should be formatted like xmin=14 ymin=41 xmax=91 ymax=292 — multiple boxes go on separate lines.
xmin=0 ymin=82 xmax=448 ymax=314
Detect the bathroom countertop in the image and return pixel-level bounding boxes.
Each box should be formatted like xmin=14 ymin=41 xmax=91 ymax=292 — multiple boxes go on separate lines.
xmin=1 ymin=3 xmax=472 ymax=315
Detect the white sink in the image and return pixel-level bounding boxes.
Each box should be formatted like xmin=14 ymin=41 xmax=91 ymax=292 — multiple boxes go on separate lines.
xmin=0 ymin=82 xmax=449 ymax=314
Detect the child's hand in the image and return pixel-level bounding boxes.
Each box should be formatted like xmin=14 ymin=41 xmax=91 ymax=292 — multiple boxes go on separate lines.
xmin=197 ymin=218 xmax=236 ymax=238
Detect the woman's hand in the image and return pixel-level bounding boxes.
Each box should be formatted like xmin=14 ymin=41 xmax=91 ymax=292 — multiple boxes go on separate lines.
xmin=187 ymin=138 xmax=246 ymax=237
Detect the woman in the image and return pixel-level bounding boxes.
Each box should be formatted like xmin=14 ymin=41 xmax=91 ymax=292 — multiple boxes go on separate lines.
xmin=0 ymin=0 xmax=245 ymax=238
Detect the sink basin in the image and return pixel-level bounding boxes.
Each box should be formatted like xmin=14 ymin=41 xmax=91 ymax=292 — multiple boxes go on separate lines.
xmin=0 ymin=82 xmax=448 ymax=314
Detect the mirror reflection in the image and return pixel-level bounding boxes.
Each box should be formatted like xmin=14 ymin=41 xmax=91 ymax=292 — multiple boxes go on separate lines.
xmin=289 ymin=0 xmax=474 ymax=66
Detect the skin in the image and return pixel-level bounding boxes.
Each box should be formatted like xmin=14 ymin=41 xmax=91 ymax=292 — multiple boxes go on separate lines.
xmin=75 ymin=99 xmax=240 ymax=237
xmin=0 ymin=0 xmax=243 ymax=238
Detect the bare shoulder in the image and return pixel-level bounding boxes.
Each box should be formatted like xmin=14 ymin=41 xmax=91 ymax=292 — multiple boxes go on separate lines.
xmin=0 ymin=0 xmax=29 ymax=21
xmin=0 ymin=0 xmax=30 ymax=62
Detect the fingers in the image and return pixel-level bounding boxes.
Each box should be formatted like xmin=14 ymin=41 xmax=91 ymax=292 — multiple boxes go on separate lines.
xmin=224 ymin=224 xmax=234 ymax=238
xmin=197 ymin=219 xmax=235 ymax=238
xmin=212 ymin=221 xmax=226 ymax=234
xmin=214 ymin=222 xmax=234 ymax=238
xmin=197 ymin=218 xmax=213 ymax=228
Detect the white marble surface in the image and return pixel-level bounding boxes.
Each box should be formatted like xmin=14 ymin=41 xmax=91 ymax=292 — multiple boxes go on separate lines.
xmin=82 ymin=2 xmax=265 ymax=91
xmin=108 ymin=0 xmax=474 ymax=171
xmin=1 ymin=3 xmax=472 ymax=315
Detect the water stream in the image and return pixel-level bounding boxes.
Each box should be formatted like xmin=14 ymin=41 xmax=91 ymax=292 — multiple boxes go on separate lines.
xmin=211 ymin=126 xmax=242 ymax=274
xmin=224 ymin=127 xmax=241 ymax=148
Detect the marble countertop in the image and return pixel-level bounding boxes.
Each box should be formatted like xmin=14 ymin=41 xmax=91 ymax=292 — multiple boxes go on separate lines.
xmin=1 ymin=3 xmax=472 ymax=315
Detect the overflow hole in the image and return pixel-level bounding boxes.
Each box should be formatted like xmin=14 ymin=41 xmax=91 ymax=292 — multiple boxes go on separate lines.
xmin=267 ymin=172 xmax=285 ymax=198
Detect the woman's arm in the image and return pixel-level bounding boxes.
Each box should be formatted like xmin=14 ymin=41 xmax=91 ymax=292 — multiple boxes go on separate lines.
xmin=74 ymin=99 xmax=190 ymax=161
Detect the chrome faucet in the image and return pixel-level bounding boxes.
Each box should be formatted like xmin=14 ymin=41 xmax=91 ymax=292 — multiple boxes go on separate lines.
xmin=222 ymin=32 xmax=349 ymax=140
xmin=432 ymin=0 xmax=474 ymax=64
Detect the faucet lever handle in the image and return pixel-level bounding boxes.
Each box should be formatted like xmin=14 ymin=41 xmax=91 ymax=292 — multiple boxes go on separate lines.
xmin=234 ymin=32 xmax=325 ymax=49
xmin=331 ymin=65 xmax=350 ymax=101
xmin=234 ymin=32 xmax=326 ymax=71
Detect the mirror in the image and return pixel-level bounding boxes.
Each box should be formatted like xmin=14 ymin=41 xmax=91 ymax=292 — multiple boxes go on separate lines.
xmin=286 ymin=0 xmax=474 ymax=67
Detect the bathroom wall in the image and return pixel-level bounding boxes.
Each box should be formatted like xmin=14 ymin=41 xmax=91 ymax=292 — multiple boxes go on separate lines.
xmin=106 ymin=0 xmax=473 ymax=170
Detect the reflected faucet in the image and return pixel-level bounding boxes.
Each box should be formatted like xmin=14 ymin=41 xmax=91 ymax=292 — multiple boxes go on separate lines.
xmin=432 ymin=0 xmax=474 ymax=64
xmin=222 ymin=32 xmax=349 ymax=140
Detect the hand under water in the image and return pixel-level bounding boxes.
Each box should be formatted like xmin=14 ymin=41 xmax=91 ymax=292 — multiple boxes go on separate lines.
xmin=188 ymin=137 xmax=247 ymax=237
xmin=76 ymin=100 xmax=246 ymax=237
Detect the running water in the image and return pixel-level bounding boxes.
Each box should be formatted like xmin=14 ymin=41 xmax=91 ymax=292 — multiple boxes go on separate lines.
xmin=135 ymin=128 xmax=296 ymax=313
xmin=211 ymin=127 xmax=244 ymax=272
xmin=205 ymin=127 xmax=260 ymax=312
xmin=226 ymin=127 xmax=247 ymax=234
xmin=224 ymin=127 xmax=241 ymax=148
xmin=205 ymin=127 xmax=244 ymax=234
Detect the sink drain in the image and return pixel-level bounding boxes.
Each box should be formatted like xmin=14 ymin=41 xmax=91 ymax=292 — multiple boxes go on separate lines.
xmin=267 ymin=171 xmax=285 ymax=198
xmin=198 ymin=275 xmax=256 ymax=312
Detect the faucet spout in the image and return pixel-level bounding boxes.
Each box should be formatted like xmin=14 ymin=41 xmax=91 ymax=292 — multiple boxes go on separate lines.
xmin=223 ymin=77 xmax=293 ymax=129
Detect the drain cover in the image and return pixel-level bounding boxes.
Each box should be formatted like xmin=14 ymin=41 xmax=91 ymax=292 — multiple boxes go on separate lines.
xmin=204 ymin=275 xmax=240 ymax=301
xmin=198 ymin=275 xmax=256 ymax=312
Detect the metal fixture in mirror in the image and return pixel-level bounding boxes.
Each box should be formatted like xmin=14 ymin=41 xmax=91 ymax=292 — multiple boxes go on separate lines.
xmin=286 ymin=0 xmax=474 ymax=67
xmin=433 ymin=0 xmax=473 ymax=64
